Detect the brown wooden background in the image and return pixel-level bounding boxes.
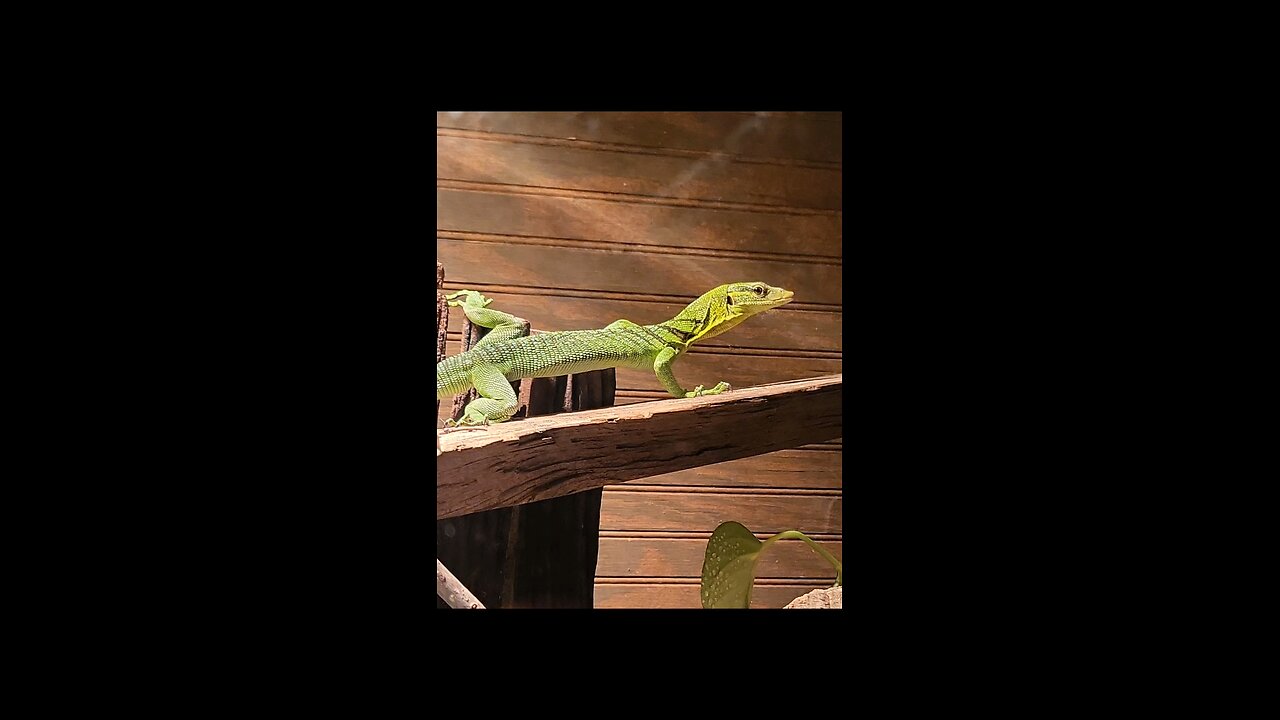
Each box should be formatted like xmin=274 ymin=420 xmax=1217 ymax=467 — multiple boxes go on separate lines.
xmin=436 ymin=111 xmax=842 ymax=608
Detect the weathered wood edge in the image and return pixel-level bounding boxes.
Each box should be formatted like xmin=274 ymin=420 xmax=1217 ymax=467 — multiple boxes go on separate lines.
xmin=437 ymin=373 xmax=842 ymax=519
xmin=436 ymin=558 xmax=485 ymax=609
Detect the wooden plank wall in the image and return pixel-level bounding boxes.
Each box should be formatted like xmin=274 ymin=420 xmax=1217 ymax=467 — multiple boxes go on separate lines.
xmin=435 ymin=112 xmax=842 ymax=608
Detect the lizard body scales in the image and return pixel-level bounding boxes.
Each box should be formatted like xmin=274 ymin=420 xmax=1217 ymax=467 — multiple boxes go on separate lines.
xmin=437 ymin=282 xmax=793 ymax=426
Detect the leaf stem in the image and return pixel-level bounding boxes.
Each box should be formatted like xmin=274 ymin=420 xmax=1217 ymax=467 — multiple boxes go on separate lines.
xmin=761 ymin=531 xmax=842 ymax=586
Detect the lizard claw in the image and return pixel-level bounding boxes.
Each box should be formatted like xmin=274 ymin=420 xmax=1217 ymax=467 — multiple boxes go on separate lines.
xmin=685 ymin=382 xmax=731 ymax=398
xmin=445 ymin=290 xmax=493 ymax=308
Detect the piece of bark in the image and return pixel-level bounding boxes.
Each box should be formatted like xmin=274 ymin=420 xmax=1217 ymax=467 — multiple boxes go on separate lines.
xmin=437 ymin=264 xmax=448 ymax=418
xmin=436 ymin=268 xmax=448 ymax=366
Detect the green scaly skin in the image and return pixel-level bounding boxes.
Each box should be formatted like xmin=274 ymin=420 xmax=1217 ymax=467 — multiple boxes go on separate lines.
xmin=437 ymin=282 xmax=795 ymax=426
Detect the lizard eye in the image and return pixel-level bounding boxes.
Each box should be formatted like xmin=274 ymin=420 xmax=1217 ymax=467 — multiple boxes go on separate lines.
xmin=754 ymin=286 xmax=766 ymax=297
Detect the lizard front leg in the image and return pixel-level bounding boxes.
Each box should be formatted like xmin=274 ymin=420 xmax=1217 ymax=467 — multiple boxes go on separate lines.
xmin=653 ymin=346 xmax=731 ymax=399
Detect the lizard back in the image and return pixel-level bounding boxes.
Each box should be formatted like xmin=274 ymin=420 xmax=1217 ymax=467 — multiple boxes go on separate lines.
xmin=436 ymin=325 xmax=670 ymax=397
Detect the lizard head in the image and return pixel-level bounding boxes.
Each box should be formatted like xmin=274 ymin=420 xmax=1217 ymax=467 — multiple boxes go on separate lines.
xmin=723 ymin=282 xmax=794 ymax=316
xmin=664 ymin=282 xmax=794 ymax=344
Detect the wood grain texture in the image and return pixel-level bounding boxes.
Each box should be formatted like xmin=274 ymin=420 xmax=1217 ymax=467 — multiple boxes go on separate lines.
xmin=437 ymin=112 xmax=842 ymax=165
xmin=615 ymin=356 xmax=839 ymax=397
xmin=593 ymin=581 xmax=834 ymax=609
xmin=597 ymin=530 xmax=841 ymax=541
xmin=436 ymin=188 xmax=841 ymax=260
xmin=617 ymin=449 xmax=843 ymax=490
xmin=437 ymin=134 xmax=841 ymax=211
xmin=436 ymin=236 xmax=842 ymax=306
xmin=599 ymin=489 xmax=842 ymax=534
xmin=436 ymin=375 xmax=842 ymax=519
xmin=439 ymin=231 xmax=837 ymax=267
xmin=596 ymin=537 xmax=842 ymax=579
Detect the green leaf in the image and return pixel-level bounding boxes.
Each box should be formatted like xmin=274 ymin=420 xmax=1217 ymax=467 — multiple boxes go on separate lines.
xmin=700 ymin=521 xmax=765 ymax=609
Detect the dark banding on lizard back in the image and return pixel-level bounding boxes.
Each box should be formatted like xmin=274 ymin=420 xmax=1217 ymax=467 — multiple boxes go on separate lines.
xmin=659 ymin=303 xmax=713 ymax=343
xmin=655 ymin=324 xmax=693 ymax=342
xmin=628 ymin=324 xmax=673 ymax=345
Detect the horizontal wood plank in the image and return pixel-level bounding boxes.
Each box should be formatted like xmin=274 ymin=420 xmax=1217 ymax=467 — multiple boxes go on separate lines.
xmin=437 ymin=112 xmax=842 ymax=165
xmin=599 ymin=489 xmax=842 ymax=534
xmin=593 ymin=581 xmax=834 ymax=609
xmin=437 ymin=237 xmax=843 ymax=306
xmin=619 ymin=449 xmax=843 ymax=490
xmin=596 ymin=537 xmax=841 ymax=579
xmin=614 ymin=356 xmax=841 ymax=397
xmin=437 ymin=188 xmax=841 ymax=260
xmin=437 ymin=134 xmax=841 ymax=211
xmin=437 ymin=375 xmax=843 ymax=519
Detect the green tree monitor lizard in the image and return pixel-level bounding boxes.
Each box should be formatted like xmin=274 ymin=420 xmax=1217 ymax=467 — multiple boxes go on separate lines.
xmin=436 ymin=282 xmax=794 ymax=426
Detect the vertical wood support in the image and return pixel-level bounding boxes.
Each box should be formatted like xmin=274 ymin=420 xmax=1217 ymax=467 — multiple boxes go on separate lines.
xmin=436 ymin=263 xmax=447 ymax=417
xmin=436 ymin=272 xmax=612 ymax=608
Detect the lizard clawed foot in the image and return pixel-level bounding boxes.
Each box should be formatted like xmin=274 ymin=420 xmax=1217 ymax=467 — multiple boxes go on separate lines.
xmin=684 ymin=382 xmax=731 ymax=398
xmin=445 ymin=407 xmax=494 ymax=427
xmin=445 ymin=290 xmax=494 ymax=309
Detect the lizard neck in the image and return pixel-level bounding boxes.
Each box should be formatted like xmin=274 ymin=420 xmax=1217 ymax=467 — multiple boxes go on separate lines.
xmin=643 ymin=323 xmax=692 ymax=348
xmin=649 ymin=293 xmax=739 ymax=348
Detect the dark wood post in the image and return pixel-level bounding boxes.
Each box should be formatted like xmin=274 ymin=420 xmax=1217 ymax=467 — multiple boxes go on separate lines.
xmin=436 ymin=266 xmax=610 ymax=608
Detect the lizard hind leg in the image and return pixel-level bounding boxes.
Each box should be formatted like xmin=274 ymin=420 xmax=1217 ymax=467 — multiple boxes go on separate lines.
xmin=455 ymin=364 xmax=519 ymax=425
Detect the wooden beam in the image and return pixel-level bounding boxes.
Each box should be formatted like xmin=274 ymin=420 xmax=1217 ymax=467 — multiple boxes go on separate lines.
xmin=437 ymin=374 xmax=841 ymax=520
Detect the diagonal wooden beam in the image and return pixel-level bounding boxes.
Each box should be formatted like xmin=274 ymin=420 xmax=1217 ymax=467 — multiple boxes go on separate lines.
xmin=437 ymin=373 xmax=842 ymax=520
xmin=436 ymin=558 xmax=486 ymax=609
